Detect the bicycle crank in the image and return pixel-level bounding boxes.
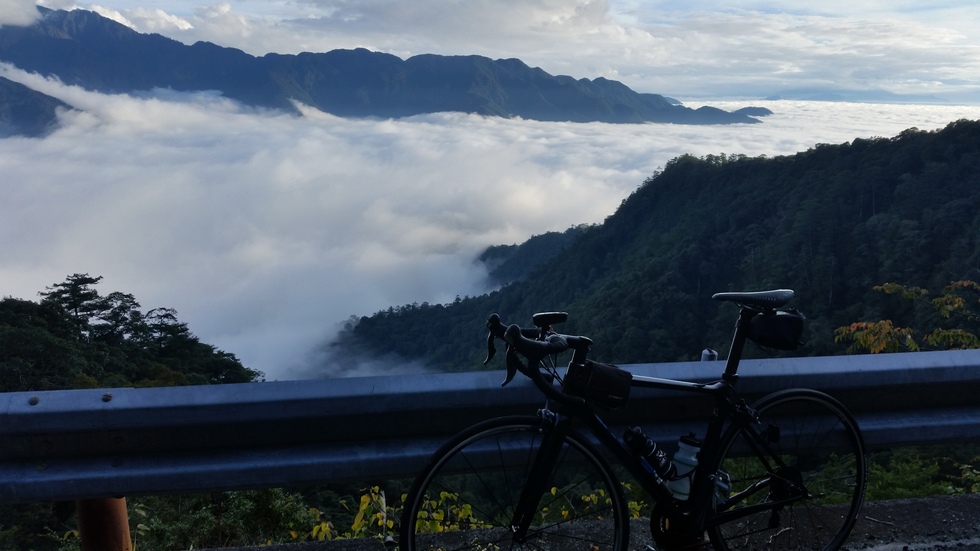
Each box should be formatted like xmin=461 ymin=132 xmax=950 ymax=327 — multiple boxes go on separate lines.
xmin=650 ymin=504 xmax=704 ymax=551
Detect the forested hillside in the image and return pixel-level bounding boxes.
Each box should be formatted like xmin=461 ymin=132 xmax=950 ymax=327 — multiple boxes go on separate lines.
xmin=478 ymin=225 xmax=590 ymax=286
xmin=336 ymin=119 xmax=980 ymax=371
xmin=0 ymin=76 xmax=68 ymax=137
xmin=0 ymin=275 xmax=265 ymax=550
xmin=0 ymin=274 xmax=261 ymax=392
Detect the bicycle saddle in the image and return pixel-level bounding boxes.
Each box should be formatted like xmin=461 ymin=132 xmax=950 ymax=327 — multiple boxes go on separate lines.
xmin=712 ymin=289 xmax=794 ymax=310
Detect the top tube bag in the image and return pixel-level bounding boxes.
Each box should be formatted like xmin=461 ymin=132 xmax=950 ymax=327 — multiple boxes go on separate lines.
xmin=563 ymin=360 xmax=632 ymax=409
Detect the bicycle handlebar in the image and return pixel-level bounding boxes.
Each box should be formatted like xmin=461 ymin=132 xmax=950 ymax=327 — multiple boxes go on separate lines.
xmin=484 ymin=313 xmax=590 ymax=407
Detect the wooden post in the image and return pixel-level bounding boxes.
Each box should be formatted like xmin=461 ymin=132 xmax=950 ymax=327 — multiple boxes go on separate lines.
xmin=76 ymin=497 xmax=131 ymax=551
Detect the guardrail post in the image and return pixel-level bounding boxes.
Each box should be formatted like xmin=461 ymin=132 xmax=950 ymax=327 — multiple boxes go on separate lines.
xmin=76 ymin=497 xmax=131 ymax=551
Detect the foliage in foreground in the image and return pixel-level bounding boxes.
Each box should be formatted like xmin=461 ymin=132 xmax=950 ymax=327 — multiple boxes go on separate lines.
xmin=836 ymin=280 xmax=980 ymax=353
xmin=0 ymin=274 xmax=264 ymax=551
xmin=866 ymin=444 xmax=980 ymax=501
xmin=166 ymin=447 xmax=980 ymax=549
xmin=1 ymin=273 xmax=262 ymax=392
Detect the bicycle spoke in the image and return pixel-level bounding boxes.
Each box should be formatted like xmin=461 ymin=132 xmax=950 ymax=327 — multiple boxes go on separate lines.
xmin=404 ymin=298 xmax=866 ymax=551
xmin=709 ymin=389 xmax=866 ymax=551
xmin=401 ymin=417 xmax=628 ymax=551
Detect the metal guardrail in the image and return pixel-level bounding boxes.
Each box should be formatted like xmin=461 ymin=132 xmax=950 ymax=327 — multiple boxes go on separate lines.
xmin=2 ymin=349 xmax=979 ymax=504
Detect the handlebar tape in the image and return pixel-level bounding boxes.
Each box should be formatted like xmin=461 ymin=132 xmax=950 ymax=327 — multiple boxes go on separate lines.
xmin=504 ymin=324 xmax=568 ymax=360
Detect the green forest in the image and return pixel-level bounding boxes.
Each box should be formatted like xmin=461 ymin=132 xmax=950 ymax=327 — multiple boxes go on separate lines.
xmin=0 ymin=274 xmax=272 ymax=550
xmin=337 ymin=119 xmax=980 ymax=370
xmin=0 ymin=273 xmax=261 ymax=393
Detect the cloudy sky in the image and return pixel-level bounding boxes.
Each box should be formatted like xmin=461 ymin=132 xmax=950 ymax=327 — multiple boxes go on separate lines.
xmin=2 ymin=1 xmax=980 ymax=380
xmin=2 ymin=0 xmax=978 ymax=101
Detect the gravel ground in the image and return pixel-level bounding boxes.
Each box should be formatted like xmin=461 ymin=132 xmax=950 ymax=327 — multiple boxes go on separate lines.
xmin=847 ymin=493 xmax=980 ymax=550
xmin=201 ymin=494 xmax=980 ymax=551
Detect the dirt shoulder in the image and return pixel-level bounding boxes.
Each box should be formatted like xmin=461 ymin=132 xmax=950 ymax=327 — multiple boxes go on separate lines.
xmin=204 ymin=494 xmax=980 ymax=551
xmin=847 ymin=493 xmax=980 ymax=550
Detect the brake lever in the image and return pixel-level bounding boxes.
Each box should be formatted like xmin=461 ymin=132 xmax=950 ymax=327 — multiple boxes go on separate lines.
xmin=484 ymin=313 xmax=535 ymax=387
xmin=501 ymin=345 xmax=520 ymax=387
xmin=484 ymin=330 xmax=519 ymax=387
xmin=484 ymin=329 xmax=496 ymax=365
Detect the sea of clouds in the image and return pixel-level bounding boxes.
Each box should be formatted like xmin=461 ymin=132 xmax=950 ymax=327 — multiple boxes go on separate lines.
xmin=3 ymin=63 xmax=980 ymax=379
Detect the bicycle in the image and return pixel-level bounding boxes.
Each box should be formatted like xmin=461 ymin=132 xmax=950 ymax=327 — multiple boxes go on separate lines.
xmin=399 ymin=289 xmax=867 ymax=551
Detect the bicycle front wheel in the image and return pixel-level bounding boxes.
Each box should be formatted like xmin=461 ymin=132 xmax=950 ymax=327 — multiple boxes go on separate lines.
xmin=400 ymin=415 xmax=629 ymax=551
xmin=708 ymin=388 xmax=867 ymax=551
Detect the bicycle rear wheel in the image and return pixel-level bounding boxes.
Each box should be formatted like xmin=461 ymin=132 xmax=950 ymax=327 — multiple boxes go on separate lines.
xmin=708 ymin=388 xmax=867 ymax=551
xmin=400 ymin=415 xmax=629 ymax=551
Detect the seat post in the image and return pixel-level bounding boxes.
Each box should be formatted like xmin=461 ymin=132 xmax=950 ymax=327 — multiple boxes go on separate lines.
xmin=722 ymin=308 xmax=755 ymax=383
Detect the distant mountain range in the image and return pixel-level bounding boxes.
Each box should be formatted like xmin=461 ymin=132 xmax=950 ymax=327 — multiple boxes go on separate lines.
xmin=0 ymin=7 xmax=770 ymax=136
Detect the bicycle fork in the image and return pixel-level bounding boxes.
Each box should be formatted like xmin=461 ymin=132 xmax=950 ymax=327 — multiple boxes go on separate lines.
xmin=507 ymin=409 xmax=568 ymax=543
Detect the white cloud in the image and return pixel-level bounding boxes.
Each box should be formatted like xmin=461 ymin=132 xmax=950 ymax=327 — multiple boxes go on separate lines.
xmin=594 ymin=8 xmax=980 ymax=99
xmin=87 ymin=4 xmax=134 ymax=27
xmin=113 ymin=5 xmax=193 ymax=31
xmin=0 ymin=0 xmax=40 ymax=26
xmin=3 ymin=64 xmax=980 ymax=379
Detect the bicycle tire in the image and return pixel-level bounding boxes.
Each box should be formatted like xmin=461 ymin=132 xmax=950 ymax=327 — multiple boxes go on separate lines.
xmin=399 ymin=415 xmax=629 ymax=551
xmin=708 ymin=388 xmax=867 ymax=551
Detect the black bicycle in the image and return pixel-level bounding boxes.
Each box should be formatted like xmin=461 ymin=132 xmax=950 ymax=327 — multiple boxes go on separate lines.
xmin=400 ymin=289 xmax=867 ymax=550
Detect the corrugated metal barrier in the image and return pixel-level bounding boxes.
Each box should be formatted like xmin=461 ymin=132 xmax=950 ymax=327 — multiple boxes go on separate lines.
xmin=2 ymin=349 xmax=978 ymax=503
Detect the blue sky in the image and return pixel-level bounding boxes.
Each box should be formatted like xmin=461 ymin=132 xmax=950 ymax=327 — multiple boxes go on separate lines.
xmin=4 ymin=0 xmax=978 ymax=102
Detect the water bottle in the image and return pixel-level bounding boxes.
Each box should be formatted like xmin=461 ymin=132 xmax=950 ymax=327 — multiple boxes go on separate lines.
xmin=667 ymin=434 xmax=701 ymax=501
xmin=623 ymin=426 xmax=676 ymax=480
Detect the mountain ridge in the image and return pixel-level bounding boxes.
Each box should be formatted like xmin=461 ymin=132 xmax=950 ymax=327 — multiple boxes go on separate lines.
xmin=333 ymin=120 xmax=980 ymax=373
xmin=0 ymin=75 xmax=70 ymax=137
xmin=0 ymin=7 xmax=770 ymax=134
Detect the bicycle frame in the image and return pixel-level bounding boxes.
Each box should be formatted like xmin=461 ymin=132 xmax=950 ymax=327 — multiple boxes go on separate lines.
xmin=399 ymin=292 xmax=865 ymax=551
xmin=509 ymin=307 xmax=793 ymax=539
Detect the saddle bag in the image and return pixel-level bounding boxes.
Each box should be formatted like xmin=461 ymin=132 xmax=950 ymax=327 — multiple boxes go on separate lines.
xmin=563 ymin=360 xmax=632 ymax=409
xmin=748 ymin=309 xmax=806 ymax=350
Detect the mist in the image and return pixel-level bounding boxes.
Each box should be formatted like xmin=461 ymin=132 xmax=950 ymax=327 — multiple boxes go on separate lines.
xmin=3 ymin=64 xmax=980 ymax=379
